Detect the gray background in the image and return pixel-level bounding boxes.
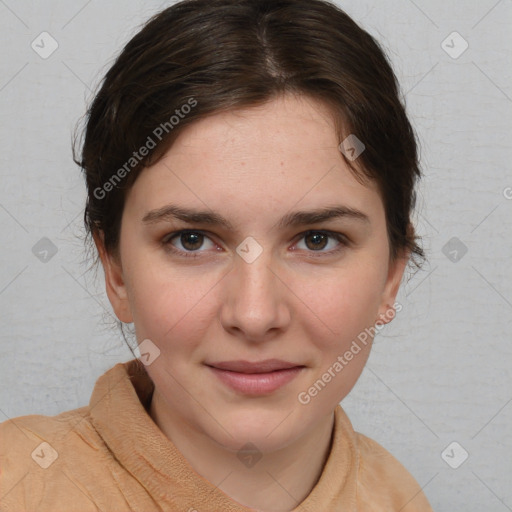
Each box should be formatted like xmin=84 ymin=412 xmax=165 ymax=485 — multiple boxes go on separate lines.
xmin=1 ymin=1 xmax=511 ymax=510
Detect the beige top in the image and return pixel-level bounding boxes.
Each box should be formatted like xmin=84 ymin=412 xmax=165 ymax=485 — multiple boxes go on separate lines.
xmin=0 ymin=359 xmax=433 ymax=511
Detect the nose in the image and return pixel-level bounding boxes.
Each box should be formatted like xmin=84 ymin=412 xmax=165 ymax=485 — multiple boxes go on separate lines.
xmin=220 ymin=247 xmax=291 ymax=343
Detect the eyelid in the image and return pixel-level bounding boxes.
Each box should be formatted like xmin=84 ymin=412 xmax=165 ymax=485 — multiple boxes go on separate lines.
xmin=162 ymin=228 xmax=350 ymax=258
xmin=162 ymin=229 xmax=218 ymax=252
xmin=294 ymin=229 xmax=350 ymax=257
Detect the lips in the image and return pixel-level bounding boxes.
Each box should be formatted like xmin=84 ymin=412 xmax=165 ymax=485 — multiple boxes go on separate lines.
xmin=205 ymin=359 xmax=305 ymax=395
xmin=206 ymin=359 xmax=303 ymax=373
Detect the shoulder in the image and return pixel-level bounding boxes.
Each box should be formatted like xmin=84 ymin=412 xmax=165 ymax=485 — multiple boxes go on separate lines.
xmin=0 ymin=406 xmax=91 ymax=465
xmin=0 ymin=405 xmax=96 ymax=460
xmin=0 ymin=407 xmax=109 ymax=511
xmin=354 ymin=432 xmax=434 ymax=511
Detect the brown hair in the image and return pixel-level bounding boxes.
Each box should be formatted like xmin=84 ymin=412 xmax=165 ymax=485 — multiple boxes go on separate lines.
xmin=74 ymin=0 xmax=424 ymax=265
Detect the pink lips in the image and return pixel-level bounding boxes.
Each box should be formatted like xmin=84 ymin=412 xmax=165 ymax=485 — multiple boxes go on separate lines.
xmin=206 ymin=359 xmax=305 ymax=395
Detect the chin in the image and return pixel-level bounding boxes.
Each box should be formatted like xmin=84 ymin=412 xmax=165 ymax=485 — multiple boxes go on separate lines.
xmin=206 ymin=404 xmax=304 ymax=453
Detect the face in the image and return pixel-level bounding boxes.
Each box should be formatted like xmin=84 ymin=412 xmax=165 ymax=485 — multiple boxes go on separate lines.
xmin=98 ymin=94 xmax=407 ymax=453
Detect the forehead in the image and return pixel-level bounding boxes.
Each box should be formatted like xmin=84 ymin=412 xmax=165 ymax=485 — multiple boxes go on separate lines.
xmin=169 ymin=94 xmax=342 ymax=172
xmin=126 ymin=94 xmax=383 ymax=223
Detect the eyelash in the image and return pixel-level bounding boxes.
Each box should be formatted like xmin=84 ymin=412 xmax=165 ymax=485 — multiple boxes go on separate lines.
xmin=161 ymin=229 xmax=350 ymax=259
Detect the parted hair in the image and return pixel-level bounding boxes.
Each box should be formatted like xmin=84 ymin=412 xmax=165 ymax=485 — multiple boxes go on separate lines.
xmin=74 ymin=0 xmax=424 ymax=264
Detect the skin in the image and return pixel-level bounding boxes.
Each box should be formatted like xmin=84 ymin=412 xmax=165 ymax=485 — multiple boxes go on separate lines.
xmin=95 ymin=93 xmax=409 ymax=512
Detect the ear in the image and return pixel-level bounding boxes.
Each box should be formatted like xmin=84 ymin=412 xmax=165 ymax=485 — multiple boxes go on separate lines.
xmin=93 ymin=232 xmax=133 ymax=323
xmin=375 ymin=247 xmax=409 ymax=326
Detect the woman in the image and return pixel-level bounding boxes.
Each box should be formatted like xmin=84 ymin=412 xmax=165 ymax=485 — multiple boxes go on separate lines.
xmin=0 ymin=0 xmax=433 ymax=510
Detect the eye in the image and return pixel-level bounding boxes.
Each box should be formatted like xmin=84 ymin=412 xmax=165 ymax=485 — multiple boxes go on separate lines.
xmin=162 ymin=229 xmax=349 ymax=259
xmin=162 ymin=230 xmax=217 ymax=258
xmin=294 ymin=230 xmax=349 ymax=256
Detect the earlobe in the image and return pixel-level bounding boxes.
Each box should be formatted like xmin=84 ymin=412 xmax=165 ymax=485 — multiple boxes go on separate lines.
xmin=93 ymin=232 xmax=134 ymax=323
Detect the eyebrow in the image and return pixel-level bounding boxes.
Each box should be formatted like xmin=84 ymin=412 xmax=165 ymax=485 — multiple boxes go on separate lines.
xmin=142 ymin=204 xmax=370 ymax=230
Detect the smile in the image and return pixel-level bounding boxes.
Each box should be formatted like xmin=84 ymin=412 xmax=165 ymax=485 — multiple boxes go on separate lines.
xmin=205 ymin=362 xmax=305 ymax=395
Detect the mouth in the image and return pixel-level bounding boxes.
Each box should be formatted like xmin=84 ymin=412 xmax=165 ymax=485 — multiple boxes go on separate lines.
xmin=206 ymin=359 xmax=304 ymax=373
xmin=205 ymin=359 xmax=305 ymax=395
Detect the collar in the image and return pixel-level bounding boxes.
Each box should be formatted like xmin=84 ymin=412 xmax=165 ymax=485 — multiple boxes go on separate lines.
xmin=89 ymin=359 xmax=358 ymax=510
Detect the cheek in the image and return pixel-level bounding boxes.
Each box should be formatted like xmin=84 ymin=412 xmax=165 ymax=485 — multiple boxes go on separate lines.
xmin=296 ymin=269 xmax=383 ymax=404
xmin=126 ymin=262 xmax=220 ymax=348
xmin=301 ymin=264 xmax=385 ymax=348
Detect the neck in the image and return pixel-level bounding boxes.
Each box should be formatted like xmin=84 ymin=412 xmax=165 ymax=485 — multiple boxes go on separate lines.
xmin=150 ymin=391 xmax=335 ymax=512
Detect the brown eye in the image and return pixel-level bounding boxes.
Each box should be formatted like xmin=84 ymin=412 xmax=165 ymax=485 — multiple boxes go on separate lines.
xmin=178 ymin=232 xmax=204 ymax=251
xmin=295 ymin=230 xmax=349 ymax=256
xmin=163 ymin=230 xmax=216 ymax=258
xmin=304 ymin=232 xmax=329 ymax=251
